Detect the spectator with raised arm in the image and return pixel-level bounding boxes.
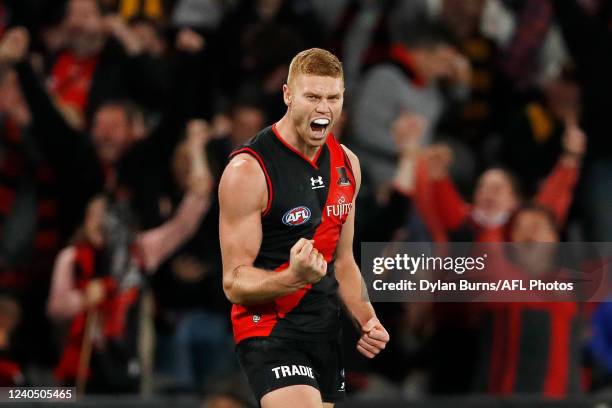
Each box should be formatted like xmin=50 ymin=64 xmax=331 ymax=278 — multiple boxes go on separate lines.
xmin=423 ymin=123 xmax=585 ymax=242
xmin=47 ymin=121 xmax=213 ymax=391
xmin=0 ymin=24 xmax=207 ymax=234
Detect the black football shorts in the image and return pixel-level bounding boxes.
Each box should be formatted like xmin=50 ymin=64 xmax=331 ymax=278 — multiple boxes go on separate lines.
xmin=236 ymin=336 xmax=346 ymax=404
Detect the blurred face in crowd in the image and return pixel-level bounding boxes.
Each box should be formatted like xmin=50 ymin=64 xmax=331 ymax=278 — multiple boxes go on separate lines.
xmin=441 ymin=0 xmax=485 ymax=38
xmin=284 ymin=73 xmax=344 ymax=148
xmin=510 ymin=209 xmax=559 ymax=276
xmin=41 ymin=23 xmax=68 ymax=55
xmin=92 ymin=105 xmax=134 ymax=165
xmin=130 ymin=20 xmax=165 ymax=57
xmin=473 ymin=169 xmax=519 ymax=221
xmin=84 ymin=196 xmax=107 ymax=248
xmin=231 ymin=106 xmax=264 ymax=145
xmin=511 ymin=209 xmax=558 ymax=243
xmin=64 ymin=0 xmax=105 ymax=56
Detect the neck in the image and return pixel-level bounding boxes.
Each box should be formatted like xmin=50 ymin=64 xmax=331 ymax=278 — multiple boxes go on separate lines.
xmin=275 ymin=114 xmax=320 ymax=160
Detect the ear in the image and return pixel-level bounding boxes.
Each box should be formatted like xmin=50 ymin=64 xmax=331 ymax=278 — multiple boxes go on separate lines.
xmin=282 ymin=84 xmax=291 ymax=107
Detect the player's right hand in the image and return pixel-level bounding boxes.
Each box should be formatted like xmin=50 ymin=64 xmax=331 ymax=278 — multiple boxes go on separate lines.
xmin=288 ymin=238 xmax=327 ymax=284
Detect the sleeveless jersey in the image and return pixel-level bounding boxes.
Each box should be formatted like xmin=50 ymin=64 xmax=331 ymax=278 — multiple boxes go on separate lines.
xmin=228 ymin=124 xmax=356 ymax=344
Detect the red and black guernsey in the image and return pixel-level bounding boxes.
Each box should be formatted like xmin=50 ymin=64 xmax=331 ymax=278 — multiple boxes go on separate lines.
xmin=229 ymin=124 xmax=356 ymax=344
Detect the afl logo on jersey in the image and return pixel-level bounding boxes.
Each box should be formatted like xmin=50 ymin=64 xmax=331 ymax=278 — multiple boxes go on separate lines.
xmin=282 ymin=206 xmax=311 ymax=226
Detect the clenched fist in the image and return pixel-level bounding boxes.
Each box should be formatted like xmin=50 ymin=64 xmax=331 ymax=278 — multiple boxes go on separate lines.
xmin=288 ymin=238 xmax=327 ymax=285
xmin=357 ymin=317 xmax=390 ymax=359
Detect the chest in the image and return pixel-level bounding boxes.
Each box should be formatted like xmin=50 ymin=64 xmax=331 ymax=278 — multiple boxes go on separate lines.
xmin=263 ymin=149 xmax=356 ymax=236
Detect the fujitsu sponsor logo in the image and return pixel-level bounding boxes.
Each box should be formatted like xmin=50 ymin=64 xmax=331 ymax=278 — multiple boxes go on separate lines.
xmin=326 ymin=195 xmax=352 ymax=218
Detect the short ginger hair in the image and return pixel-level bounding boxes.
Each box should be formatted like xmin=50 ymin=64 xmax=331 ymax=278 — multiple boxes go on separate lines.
xmin=287 ymin=48 xmax=344 ymax=86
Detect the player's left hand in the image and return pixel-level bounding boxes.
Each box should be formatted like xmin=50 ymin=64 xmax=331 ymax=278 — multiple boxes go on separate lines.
xmin=357 ymin=317 xmax=389 ymax=359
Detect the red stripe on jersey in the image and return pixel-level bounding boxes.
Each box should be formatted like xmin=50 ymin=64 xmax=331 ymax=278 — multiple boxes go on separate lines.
xmin=274 ymin=134 xmax=356 ymax=318
xmin=540 ymin=303 xmax=575 ymax=397
xmin=230 ymin=147 xmax=274 ymax=216
xmin=312 ymin=135 xmax=356 ymax=261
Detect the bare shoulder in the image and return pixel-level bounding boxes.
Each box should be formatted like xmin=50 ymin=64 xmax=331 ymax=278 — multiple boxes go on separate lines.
xmin=340 ymin=144 xmax=359 ymax=167
xmin=219 ymin=153 xmax=267 ymax=213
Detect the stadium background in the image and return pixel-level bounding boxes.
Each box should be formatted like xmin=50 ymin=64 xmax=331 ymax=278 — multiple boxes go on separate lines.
xmin=0 ymin=0 xmax=611 ymax=406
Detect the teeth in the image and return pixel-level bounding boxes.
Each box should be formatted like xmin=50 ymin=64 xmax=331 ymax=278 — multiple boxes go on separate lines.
xmin=313 ymin=118 xmax=330 ymax=126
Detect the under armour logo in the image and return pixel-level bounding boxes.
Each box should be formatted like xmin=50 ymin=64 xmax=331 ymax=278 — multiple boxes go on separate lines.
xmin=311 ymin=176 xmax=325 ymax=189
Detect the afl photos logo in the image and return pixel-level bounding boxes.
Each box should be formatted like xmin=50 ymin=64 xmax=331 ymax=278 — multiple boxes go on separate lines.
xmin=282 ymin=206 xmax=312 ymax=226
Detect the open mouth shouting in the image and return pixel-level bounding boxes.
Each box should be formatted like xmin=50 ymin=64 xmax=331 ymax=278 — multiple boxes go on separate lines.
xmin=309 ymin=117 xmax=331 ymax=139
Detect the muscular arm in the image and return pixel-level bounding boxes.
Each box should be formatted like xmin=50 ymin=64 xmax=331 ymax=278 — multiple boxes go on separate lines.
xmin=219 ymin=154 xmax=317 ymax=305
xmin=336 ymin=146 xmax=389 ymax=358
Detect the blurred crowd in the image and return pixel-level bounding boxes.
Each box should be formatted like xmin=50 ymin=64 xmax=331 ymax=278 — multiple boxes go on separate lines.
xmin=0 ymin=0 xmax=611 ymax=405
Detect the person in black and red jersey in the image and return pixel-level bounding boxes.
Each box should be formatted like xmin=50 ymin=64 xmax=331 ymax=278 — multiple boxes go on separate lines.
xmin=219 ymin=48 xmax=390 ymax=407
